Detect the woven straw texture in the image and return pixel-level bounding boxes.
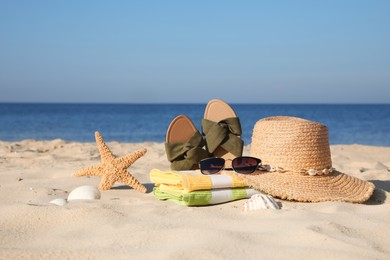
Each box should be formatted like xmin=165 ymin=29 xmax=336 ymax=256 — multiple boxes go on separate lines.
xmin=238 ymin=170 xmax=374 ymax=203
xmin=250 ymin=116 xmax=332 ymax=171
xmin=240 ymin=116 xmax=375 ymax=203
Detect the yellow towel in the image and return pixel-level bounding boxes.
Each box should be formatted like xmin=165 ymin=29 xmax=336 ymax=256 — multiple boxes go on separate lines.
xmin=150 ymin=169 xmax=247 ymax=192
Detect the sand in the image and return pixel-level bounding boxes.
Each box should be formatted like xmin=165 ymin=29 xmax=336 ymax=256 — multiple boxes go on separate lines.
xmin=0 ymin=139 xmax=389 ymax=259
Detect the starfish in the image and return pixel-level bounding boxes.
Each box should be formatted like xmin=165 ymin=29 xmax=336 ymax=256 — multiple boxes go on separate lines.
xmin=73 ymin=131 xmax=147 ymax=193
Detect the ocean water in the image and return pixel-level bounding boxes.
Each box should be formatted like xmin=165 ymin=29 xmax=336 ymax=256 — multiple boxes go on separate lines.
xmin=0 ymin=103 xmax=389 ymax=146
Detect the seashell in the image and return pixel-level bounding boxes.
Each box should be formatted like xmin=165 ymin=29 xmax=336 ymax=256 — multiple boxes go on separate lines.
xmin=298 ymin=169 xmax=307 ymax=174
xmin=67 ymin=185 xmax=101 ymax=201
xmin=50 ymin=198 xmax=68 ymax=206
xmin=242 ymin=194 xmax=281 ymax=211
xmin=308 ymin=169 xmax=317 ymax=176
xmin=262 ymin=165 xmax=272 ymax=171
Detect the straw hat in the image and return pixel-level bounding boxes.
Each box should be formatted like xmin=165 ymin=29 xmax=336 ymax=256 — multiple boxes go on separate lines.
xmin=238 ymin=116 xmax=374 ymax=203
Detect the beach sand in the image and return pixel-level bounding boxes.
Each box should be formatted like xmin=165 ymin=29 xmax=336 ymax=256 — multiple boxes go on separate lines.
xmin=0 ymin=139 xmax=389 ymax=259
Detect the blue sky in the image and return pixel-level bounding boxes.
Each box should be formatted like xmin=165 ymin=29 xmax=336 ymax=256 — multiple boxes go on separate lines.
xmin=1 ymin=1 xmax=389 ymax=104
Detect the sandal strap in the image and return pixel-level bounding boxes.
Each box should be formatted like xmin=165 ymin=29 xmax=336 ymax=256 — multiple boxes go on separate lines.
xmin=165 ymin=131 xmax=209 ymax=170
xmin=202 ymin=117 xmax=243 ymax=157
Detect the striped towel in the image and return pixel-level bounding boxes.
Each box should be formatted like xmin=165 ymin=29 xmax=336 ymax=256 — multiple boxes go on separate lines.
xmin=150 ymin=169 xmax=247 ymax=192
xmin=153 ymin=186 xmax=259 ymax=206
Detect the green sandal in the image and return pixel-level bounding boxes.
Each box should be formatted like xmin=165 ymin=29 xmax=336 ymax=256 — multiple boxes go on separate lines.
xmin=202 ymin=99 xmax=244 ymax=160
xmin=165 ymin=115 xmax=209 ymax=170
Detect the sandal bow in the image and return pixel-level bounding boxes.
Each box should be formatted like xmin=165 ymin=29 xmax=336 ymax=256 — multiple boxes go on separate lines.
xmin=165 ymin=131 xmax=208 ymax=170
xmin=202 ymin=117 xmax=243 ymax=157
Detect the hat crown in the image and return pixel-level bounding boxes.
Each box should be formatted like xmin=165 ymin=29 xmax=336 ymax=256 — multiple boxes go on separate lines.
xmin=250 ymin=116 xmax=332 ymax=171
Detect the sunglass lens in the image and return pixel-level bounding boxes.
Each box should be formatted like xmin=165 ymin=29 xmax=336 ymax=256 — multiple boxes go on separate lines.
xmin=200 ymin=158 xmax=225 ymax=174
xmin=232 ymin=157 xmax=260 ymax=174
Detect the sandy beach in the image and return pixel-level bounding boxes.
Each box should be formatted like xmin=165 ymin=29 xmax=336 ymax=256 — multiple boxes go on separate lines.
xmin=0 ymin=139 xmax=389 ymax=259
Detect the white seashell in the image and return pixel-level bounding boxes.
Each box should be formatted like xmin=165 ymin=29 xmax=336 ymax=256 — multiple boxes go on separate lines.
xmin=298 ymin=169 xmax=307 ymax=174
xmin=67 ymin=185 xmax=101 ymax=201
xmin=262 ymin=165 xmax=272 ymax=171
xmin=242 ymin=194 xmax=280 ymax=211
xmin=308 ymin=169 xmax=317 ymax=176
xmin=265 ymin=195 xmax=281 ymax=209
xmin=242 ymin=195 xmax=265 ymax=211
xmin=50 ymin=198 xmax=68 ymax=206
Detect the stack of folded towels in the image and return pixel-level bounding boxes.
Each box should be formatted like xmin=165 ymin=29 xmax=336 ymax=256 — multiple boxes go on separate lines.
xmin=150 ymin=169 xmax=260 ymax=206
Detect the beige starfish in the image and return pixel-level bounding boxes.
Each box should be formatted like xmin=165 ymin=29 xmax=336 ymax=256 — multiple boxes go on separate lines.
xmin=73 ymin=131 xmax=147 ymax=193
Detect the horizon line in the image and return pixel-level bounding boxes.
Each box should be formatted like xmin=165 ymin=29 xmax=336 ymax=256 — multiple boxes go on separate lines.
xmin=0 ymin=101 xmax=389 ymax=105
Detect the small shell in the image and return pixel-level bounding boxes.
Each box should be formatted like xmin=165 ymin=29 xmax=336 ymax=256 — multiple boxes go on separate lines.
xmin=308 ymin=169 xmax=317 ymax=176
xmin=297 ymin=169 xmax=307 ymax=174
xmin=323 ymin=168 xmax=330 ymax=175
xmin=50 ymin=198 xmax=68 ymax=206
xmin=242 ymin=194 xmax=280 ymax=211
xmin=68 ymin=185 xmax=101 ymax=201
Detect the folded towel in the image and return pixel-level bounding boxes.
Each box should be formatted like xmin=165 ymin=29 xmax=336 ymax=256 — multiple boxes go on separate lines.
xmin=150 ymin=169 xmax=247 ymax=192
xmin=153 ymin=186 xmax=260 ymax=206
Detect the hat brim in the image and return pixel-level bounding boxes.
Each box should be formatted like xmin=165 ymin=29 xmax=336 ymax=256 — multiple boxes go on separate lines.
xmin=232 ymin=170 xmax=375 ymax=203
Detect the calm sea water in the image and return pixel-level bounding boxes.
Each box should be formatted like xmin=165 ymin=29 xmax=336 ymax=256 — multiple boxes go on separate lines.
xmin=0 ymin=103 xmax=389 ymax=146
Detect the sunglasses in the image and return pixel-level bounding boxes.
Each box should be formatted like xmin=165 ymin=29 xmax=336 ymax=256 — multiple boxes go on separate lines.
xmin=199 ymin=156 xmax=262 ymax=175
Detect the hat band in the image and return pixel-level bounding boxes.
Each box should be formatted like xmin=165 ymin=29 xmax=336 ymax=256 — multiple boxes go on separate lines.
xmin=261 ymin=165 xmax=334 ymax=176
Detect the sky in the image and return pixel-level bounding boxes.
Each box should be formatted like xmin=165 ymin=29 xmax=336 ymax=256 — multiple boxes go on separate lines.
xmin=0 ymin=1 xmax=389 ymax=104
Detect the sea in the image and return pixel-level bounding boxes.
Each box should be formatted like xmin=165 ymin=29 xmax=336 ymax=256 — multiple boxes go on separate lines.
xmin=0 ymin=103 xmax=389 ymax=146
